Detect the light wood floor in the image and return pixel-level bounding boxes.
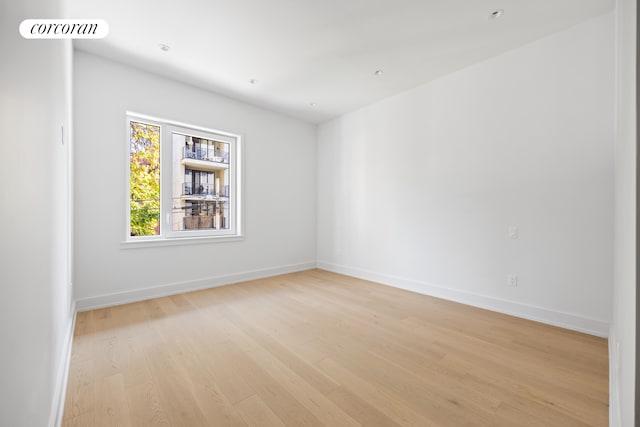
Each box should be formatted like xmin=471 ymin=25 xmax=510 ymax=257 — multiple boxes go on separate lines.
xmin=62 ymin=269 xmax=608 ymax=426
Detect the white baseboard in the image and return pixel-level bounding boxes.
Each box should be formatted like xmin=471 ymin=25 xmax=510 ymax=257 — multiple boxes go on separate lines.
xmin=317 ymin=261 xmax=609 ymax=338
xmin=76 ymin=262 xmax=317 ymax=312
xmin=74 ymin=259 xmax=610 ymax=336
xmin=50 ymin=301 xmax=77 ymax=427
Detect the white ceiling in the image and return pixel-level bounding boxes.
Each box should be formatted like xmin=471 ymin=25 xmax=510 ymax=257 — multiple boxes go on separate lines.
xmin=70 ymin=0 xmax=614 ymax=124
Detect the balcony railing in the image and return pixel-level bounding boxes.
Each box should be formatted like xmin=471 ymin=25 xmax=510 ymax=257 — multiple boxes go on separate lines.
xmin=183 ymin=146 xmax=229 ymax=164
xmin=183 ymin=214 xmax=229 ymax=230
xmin=183 ymin=182 xmax=230 ymax=197
xmin=183 ymin=182 xmax=215 ymax=197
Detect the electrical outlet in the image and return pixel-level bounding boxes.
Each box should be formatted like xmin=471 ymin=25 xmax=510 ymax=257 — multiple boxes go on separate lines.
xmin=508 ymin=225 xmax=518 ymax=239
xmin=508 ymin=274 xmax=518 ymax=287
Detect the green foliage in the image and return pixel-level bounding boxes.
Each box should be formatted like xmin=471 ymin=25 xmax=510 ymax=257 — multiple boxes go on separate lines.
xmin=129 ymin=121 xmax=160 ymax=236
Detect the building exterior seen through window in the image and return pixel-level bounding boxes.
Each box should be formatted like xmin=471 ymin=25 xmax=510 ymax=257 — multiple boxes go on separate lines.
xmin=172 ymin=133 xmax=230 ymax=232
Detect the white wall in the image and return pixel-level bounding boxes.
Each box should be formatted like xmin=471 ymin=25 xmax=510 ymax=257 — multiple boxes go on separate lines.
xmin=73 ymin=52 xmax=317 ymax=308
xmin=0 ymin=0 xmax=75 ymax=426
xmin=317 ymin=13 xmax=615 ymax=336
xmin=611 ymin=0 xmax=636 ymax=424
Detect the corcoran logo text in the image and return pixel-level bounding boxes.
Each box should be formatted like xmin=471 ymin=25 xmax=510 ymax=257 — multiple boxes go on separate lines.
xmin=19 ymin=19 xmax=108 ymax=39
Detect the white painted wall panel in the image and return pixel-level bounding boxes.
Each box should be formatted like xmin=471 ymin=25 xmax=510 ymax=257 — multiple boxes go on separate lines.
xmin=73 ymin=52 xmax=317 ymax=305
xmin=0 ymin=1 xmax=75 ymax=425
xmin=318 ymin=13 xmax=615 ymax=336
xmin=611 ymin=0 xmax=636 ymax=425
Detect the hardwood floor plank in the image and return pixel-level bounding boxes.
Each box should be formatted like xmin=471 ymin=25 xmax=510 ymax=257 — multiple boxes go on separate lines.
xmin=316 ymin=357 xmax=439 ymax=427
xmin=213 ymin=342 xmax=325 ymax=427
xmin=227 ymin=332 xmax=360 ymax=427
xmin=221 ymin=298 xmax=341 ymax=395
xmin=123 ymin=380 xmax=171 ymax=427
xmin=325 ymin=385 xmax=404 ymax=427
xmin=62 ymin=269 xmax=608 ymax=426
xmin=312 ymin=337 xmax=504 ymax=427
xmin=95 ymin=373 xmax=131 ymax=427
xmin=235 ymin=394 xmax=286 ymax=427
xmin=157 ymin=333 xmax=252 ymax=425
xmin=62 ymin=358 xmax=94 ymax=420
xmin=141 ymin=344 xmax=209 ymax=427
xmin=63 ymin=412 xmax=95 ymax=427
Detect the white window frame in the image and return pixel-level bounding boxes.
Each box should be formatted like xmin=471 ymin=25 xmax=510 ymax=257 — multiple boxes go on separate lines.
xmin=124 ymin=112 xmax=243 ymax=246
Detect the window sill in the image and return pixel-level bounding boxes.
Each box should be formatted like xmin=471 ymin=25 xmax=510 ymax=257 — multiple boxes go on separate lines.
xmin=120 ymin=234 xmax=244 ymax=249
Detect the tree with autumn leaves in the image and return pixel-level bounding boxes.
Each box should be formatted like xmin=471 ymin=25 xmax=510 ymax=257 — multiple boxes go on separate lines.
xmin=129 ymin=121 xmax=160 ymax=236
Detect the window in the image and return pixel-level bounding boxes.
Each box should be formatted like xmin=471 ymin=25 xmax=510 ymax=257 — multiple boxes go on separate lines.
xmin=127 ymin=113 xmax=242 ymax=242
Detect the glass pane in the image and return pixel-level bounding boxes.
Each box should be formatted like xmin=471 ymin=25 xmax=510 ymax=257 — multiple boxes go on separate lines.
xmin=129 ymin=121 xmax=160 ymax=236
xmin=171 ymin=132 xmax=231 ymax=232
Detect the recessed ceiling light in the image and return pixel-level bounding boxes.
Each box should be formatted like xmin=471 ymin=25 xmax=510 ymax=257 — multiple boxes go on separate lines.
xmin=158 ymin=44 xmax=170 ymax=52
xmin=490 ymin=9 xmax=504 ymax=19
xmin=249 ymin=79 xmax=258 ymax=84
xmin=374 ymin=69 xmax=384 ymax=76
xmin=309 ymin=102 xmax=317 ymax=107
